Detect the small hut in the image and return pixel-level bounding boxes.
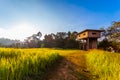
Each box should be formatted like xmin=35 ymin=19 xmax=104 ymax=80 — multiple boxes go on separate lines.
xmin=77 ymin=29 xmax=102 ymax=50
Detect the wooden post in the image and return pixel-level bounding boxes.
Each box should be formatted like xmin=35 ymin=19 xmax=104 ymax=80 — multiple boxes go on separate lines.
xmin=86 ymin=38 xmax=89 ymax=50
xmin=83 ymin=39 xmax=85 ymax=50
xmin=93 ymin=38 xmax=97 ymax=49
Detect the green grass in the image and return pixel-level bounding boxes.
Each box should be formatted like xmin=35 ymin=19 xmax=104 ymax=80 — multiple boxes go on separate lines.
xmin=86 ymin=50 xmax=120 ymax=80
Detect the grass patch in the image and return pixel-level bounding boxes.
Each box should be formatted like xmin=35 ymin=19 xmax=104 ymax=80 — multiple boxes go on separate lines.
xmin=86 ymin=50 xmax=120 ymax=80
xmin=0 ymin=48 xmax=61 ymax=80
xmin=0 ymin=48 xmax=120 ymax=80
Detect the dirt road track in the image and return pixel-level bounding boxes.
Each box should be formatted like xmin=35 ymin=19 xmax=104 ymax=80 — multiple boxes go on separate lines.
xmin=45 ymin=53 xmax=91 ymax=80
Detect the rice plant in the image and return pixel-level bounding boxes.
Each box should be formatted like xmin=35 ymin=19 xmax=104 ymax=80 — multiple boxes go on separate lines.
xmin=0 ymin=48 xmax=60 ymax=80
xmin=86 ymin=50 xmax=120 ymax=80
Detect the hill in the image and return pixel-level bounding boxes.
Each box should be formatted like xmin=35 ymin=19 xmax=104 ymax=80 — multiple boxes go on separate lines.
xmin=0 ymin=38 xmax=18 ymax=46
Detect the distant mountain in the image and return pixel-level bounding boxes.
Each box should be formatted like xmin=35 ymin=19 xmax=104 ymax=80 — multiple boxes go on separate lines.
xmin=0 ymin=38 xmax=19 ymax=46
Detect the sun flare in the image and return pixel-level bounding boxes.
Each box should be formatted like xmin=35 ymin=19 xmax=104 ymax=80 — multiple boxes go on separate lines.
xmin=0 ymin=22 xmax=39 ymax=41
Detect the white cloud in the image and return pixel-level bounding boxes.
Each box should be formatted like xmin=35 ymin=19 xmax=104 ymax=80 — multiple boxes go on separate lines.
xmin=0 ymin=22 xmax=39 ymax=41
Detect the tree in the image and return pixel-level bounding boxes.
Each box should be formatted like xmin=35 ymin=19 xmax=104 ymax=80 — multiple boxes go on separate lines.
xmin=43 ymin=34 xmax=56 ymax=48
xmin=103 ymin=21 xmax=120 ymax=42
xmin=65 ymin=31 xmax=79 ymax=49
xmin=24 ymin=31 xmax=42 ymax=48
xmin=43 ymin=31 xmax=79 ymax=49
xmin=99 ymin=21 xmax=120 ymax=52
xmin=98 ymin=39 xmax=112 ymax=50
xmin=55 ymin=32 xmax=67 ymax=48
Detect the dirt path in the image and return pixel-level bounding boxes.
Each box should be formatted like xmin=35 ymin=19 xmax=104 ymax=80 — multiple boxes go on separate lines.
xmin=45 ymin=53 xmax=91 ymax=80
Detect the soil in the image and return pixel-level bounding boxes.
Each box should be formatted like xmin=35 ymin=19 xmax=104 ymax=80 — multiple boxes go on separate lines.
xmin=45 ymin=53 xmax=91 ymax=80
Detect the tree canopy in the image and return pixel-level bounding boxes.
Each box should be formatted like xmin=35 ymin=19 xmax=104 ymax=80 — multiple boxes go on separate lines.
xmin=101 ymin=21 xmax=120 ymax=42
xmin=99 ymin=21 xmax=120 ymax=52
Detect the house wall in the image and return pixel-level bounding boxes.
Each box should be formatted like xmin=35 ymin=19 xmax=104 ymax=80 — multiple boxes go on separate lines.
xmin=88 ymin=31 xmax=101 ymax=38
xmin=77 ymin=31 xmax=88 ymax=39
xmin=77 ymin=31 xmax=101 ymax=40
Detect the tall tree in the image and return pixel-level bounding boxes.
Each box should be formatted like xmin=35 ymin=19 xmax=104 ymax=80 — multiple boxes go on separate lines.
xmin=24 ymin=31 xmax=42 ymax=48
xmin=43 ymin=31 xmax=79 ymax=49
xmin=100 ymin=21 xmax=120 ymax=42
xmin=99 ymin=21 xmax=120 ymax=52
xmin=107 ymin=21 xmax=120 ymax=42
xmin=55 ymin=32 xmax=67 ymax=48
xmin=43 ymin=34 xmax=56 ymax=47
xmin=65 ymin=31 xmax=79 ymax=49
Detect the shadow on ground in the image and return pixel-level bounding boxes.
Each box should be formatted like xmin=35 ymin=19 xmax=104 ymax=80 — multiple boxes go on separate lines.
xmin=44 ymin=53 xmax=91 ymax=80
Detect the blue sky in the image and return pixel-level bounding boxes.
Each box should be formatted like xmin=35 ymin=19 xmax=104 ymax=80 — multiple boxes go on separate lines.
xmin=0 ymin=0 xmax=120 ymax=40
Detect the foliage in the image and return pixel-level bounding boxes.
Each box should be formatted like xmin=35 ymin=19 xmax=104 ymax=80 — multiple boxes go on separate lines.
xmin=101 ymin=21 xmax=120 ymax=41
xmin=86 ymin=50 xmax=120 ymax=80
xmin=107 ymin=21 xmax=120 ymax=42
xmin=98 ymin=39 xmax=112 ymax=50
xmin=100 ymin=21 xmax=120 ymax=52
xmin=43 ymin=31 xmax=79 ymax=49
xmin=110 ymin=41 xmax=120 ymax=52
xmin=23 ymin=31 xmax=42 ymax=48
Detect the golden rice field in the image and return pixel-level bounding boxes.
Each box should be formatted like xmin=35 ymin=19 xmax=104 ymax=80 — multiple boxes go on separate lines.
xmin=86 ymin=50 xmax=120 ymax=80
xmin=0 ymin=48 xmax=61 ymax=80
xmin=0 ymin=48 xmax=120 ymax=80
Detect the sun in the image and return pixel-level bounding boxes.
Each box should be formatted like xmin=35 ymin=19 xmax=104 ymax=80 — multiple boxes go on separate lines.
xmin=0 ymin=22 xmax=39 ymax=41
